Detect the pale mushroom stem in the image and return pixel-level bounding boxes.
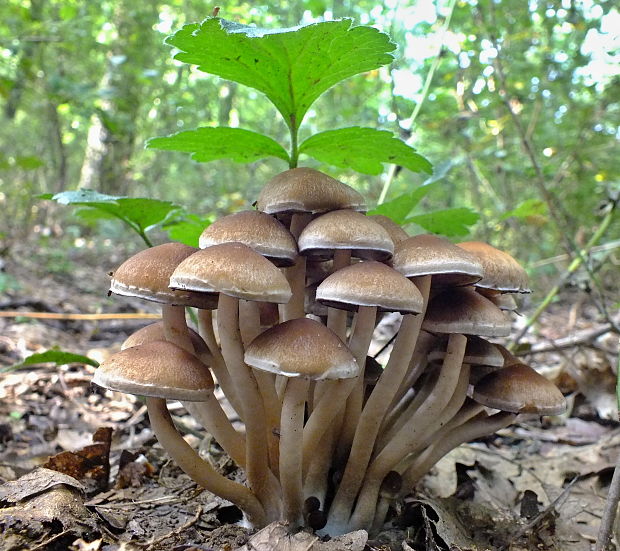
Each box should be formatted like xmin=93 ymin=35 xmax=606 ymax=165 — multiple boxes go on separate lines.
xmin=347 ymin=333 xmax=467 ymax=531
xmin=401 ymin=411 xmax=517 ymax=489
xmin=283 ymin=213 xmax=311 ymax=321
xmin=301 ymin=377 xmax=357 ymax=479
xmin=161 ymin=304 xmax=194 ymax=352
xmin=324 ymin=275 xmax=431 ymax=534
xmin=406 ymin=399 xmax=485 ymax=460
xmin=304 ymin=423 xmax=338 ymax=506
xmin=217 ymin=293 xmax=281 ymax=518
xmin=280 ymin=377 xmax=310 ymax=527
xmin=160 ymin=304 xmax=247 ymax=470
xmin=336 ymin=305 xmax=378 ymax=460
xmin=241 ymin=300 xmax=282 ymax=477
xmin=326 ymin=250 xmax=351 ymax=340
xmin=146 ymin=397 xmax=267 ymax=527
xmin=184 ymin=401 xmax=247 ymax=469
xmin=196 ymin=308 xmax=244 ymax=418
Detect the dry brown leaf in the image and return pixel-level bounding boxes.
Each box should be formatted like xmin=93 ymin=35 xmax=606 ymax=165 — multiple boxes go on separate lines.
xmin=44 ymin=426 xmax=112 ymax=493
xmin=234 ymin=521 xmax=367 ymax=551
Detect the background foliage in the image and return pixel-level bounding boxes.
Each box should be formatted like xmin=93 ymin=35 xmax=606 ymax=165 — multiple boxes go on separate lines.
xmin=1 ymin=0 xmax=618 ymax=300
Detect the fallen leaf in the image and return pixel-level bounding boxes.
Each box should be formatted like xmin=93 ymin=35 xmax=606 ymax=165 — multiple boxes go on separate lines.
xmin=44 ymin=426 xmax=112 ymax=493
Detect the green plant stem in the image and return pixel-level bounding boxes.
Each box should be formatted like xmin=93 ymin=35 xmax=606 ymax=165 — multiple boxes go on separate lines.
xmin=289 ymin=119 xmax=299 ymax=168
xmin=511 ymin=205 xmax=616 ymax=347
xmin=377 ymin=0 xmax=458 ymax=205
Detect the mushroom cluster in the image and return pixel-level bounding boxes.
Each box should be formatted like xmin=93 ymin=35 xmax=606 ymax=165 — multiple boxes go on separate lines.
xmin=93 ymin=167 xmax=566 ymax=535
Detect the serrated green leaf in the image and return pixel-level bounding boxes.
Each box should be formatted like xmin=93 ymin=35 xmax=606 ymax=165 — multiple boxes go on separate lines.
xmin=147 ymin=127 xmax=289 ymax=164
xmin=299 ymin=127 xmax=432 ymax=175
xmin=166 ymin=18 xmax=395 ymax=129
xmin=500 ymin=198 xmax=547 ymax=220
xmin=368 ymin=182 xmax=439 ymax=224
xmin=405 ymin=208 xmax=480 ymax=236
xmin=3 ymin=348 xmax=99 ymax=372
xmin=163 ymin=213 xmax=214 ymax=247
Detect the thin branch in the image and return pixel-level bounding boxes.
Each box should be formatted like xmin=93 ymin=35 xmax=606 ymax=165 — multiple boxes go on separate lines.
xmin=377 ymin=0 xmax=458 ymax=204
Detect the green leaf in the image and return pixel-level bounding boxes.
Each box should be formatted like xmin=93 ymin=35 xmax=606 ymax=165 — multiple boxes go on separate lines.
xmin=368 ymin=182 xmax=439 ymax=224
xmin=299 ymin=127 xmax=432 ymax=175
xmin=500 ymin=198 xmax=547 ymax=220
xmin=4 ymin=348 xmax=99 ymax=373
xmin=405 ymin=208 xmax=480 ymax=236
xmin=147 ymin=127 xmax=289 ymax=164
xmin=42 ymin=191 xmax=181 ymax=242
xmin=163 ymin=213 xmax=214 ymax=247
xmin=166 ymin=18 xmax=395 ymax=129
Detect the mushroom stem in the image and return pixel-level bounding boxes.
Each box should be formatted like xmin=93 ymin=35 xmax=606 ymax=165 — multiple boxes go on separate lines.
xmin=401 ymin=411 xmax=517 ymax=489
xmin=283 ymin=213 xmax=311 ymax=321
xmin=347 ymin=333 xmax=467 ymax=531
xmin=325 ymin=275 xmax=431 ymax=533
xmin=217 ymin=293 xmax=281 ymax=518
xmin=160 ymin=304 xmax=247 ymax=470
xmin=196 ymin=308 xmax=244 ymax=418
xmin=238 ymin=300 xmax=282 ymax=476
xmin=146 ymin=397 xmax=266 ymax=527
xmin=325 ymin=250 xmax=351 ymax=340
xmin=280 ymin=377 xmax=310 ymax=527
xmin=301 ymin=377 xmax=356 ymax=479
xmin=161 ymin=304 xmax=194 ymax=353
xmin=184 ymin=400 xmax=247 ymax=469
xmin=304 ymin=422 xmax=338 ymax=507
xmin=336 ymin=305 xmax=377 ymax=461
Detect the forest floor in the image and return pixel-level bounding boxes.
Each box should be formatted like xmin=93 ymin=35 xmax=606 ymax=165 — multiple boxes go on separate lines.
xmin=0 ymin=247 xmax=619 ymax=550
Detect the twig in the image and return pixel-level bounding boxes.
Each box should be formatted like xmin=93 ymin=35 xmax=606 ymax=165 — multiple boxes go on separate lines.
xmin=481 ymin=4 xmax=579 ymax=261
xmin=0 ymin=311 xmax=160 ymax=320
xmin=530 ymin=240 xmax=620 ymax=268
xmin=377 ymin=0 xmax=458 ymax=204
xmin=518 ymin=322 xmax=619 ymax=355
xmin=595 ymin=353 xmax=620 ymax=551
xmin=511 ymin=205 xmax=616 ymax=346
xmin=498 ymin=476 xmax=580 ymax=551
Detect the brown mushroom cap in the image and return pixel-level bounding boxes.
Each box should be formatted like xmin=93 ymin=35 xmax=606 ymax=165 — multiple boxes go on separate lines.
xmin=457 ymin=241 xmax=530 ymax=293
xmin=428 ymin=335 xmax=504 ymax=367
xmin=244 ymin=318 xmax=359 ymax=380
xmin=368 ymin=215 xmax=409 ymax=244
xmin=422 ymin=287 xmax=511 ymax=337
xmin=256 ymin=167 xmax=366 ymax=215
xmin=316 ymin=260 xmax=423 ymax=314
xmin=121 ymin=321 xmax=211 ymax=359
xmin=110 ymin=243 xmax=218 ymax=309
xmin=393 ymin=234 xmax=483 ymax=287
xmin=169 ymin=242 xmax=292 ymax=303
xmin=198 ymin=210 xmax=298 ymax=267
xmin=298 ymin=210 xmax=394 ymax=261
xmin=93 ymin=341 xmax=214 ymax=401
xmin=472 ymin=363 xmax=566 ymax=415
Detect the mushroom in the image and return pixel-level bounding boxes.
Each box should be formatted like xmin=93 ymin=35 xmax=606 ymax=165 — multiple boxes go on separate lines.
xmin=93 ymin=341 xmax=266 ymax=526
xmin=457 ymin=241 xmax=530 ymax=294
xmin=315 ymin=260 xmax=423 ymax=462
xmin=120 ymin=322 xmax=246 ymax=468
xmin=245 ymin=317 xmax=359 ymax=527
xmin=170 ymin=242 xmax=292 ymax=517
xmin=257 ymin=167 xmax=366 ymax=321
